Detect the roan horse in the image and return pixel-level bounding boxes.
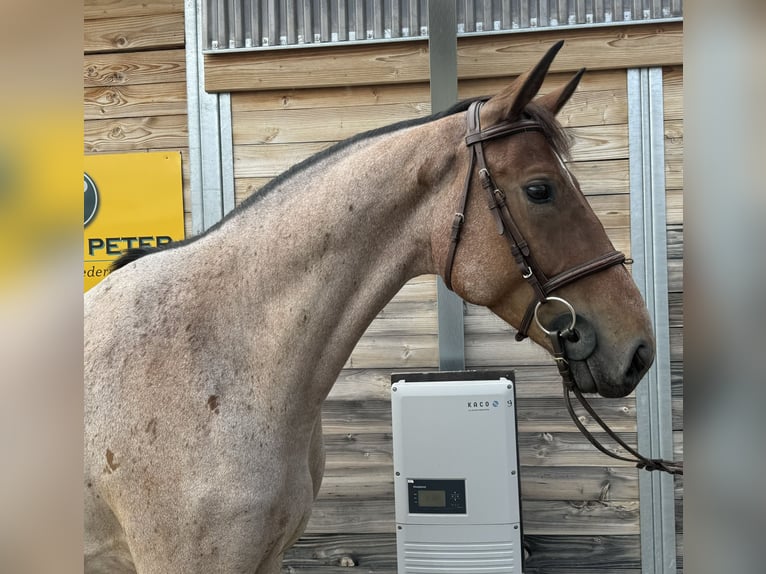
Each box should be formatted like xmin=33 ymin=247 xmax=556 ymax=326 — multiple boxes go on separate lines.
xmin=84 ymin=41 xmax=655 ymax=573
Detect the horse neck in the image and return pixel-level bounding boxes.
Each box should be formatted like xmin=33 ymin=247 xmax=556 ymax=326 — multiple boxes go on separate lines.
xmin=200 ymin=117 xmax=461 ymax=401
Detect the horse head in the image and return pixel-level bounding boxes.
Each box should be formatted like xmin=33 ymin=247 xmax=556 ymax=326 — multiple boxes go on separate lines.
xmin=433 ymin=41 xmax=655 ymax=398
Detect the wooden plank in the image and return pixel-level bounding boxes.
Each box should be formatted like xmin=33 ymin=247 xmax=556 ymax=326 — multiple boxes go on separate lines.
xmin=522 ymin=499 xmax=639 ymax=535
xmin=284 ymin=533 xmax=396 ymax=572
xmin=669 ymin=291 xmax=683 ymax=328
xmin=231 ymin=83 xmax=431 ymax=113
xmin=321 ymin=401 xmax=635 ymax=442
xmin=304 ymin=497 xmax=639 ymax=534
xmin=84 ymin=49 xmax=187 ymax=87
xmin=667 ymin=224 xmax=683 ymax=260
xmin=228 ymin=69 xmax=625 ymax=115
xmin=320 ymin=430 xmax=644 ymax=471
xmin=568 ymin=124 xmax=629 ymax=161
xmin=84 ymin=115 xmax=188 ymax=152
xmin=321 ymin=395 xmax=638 ymax=435
xmin=460 ymin=69 xmax=628 ymax=101
xmin=316 ymin=464 xmax=639 ymax=502
xmin=205 ymin=22 xmax=682 ymax=92
xmin=84 ymin=82 xmax=187 ymax=120
xmin=523 ymin=534 xmax=641 ymax=572
xmin=232 ymin=102 xmax=431 ymax=145
xmin=328 ymin=363 xmax=640 ymax=402
xmin=231 ymin=124 xmax=627 ymax=178
xmin=233 ymin=142 xmax=332 ymax=177
xmin=670 ymin=327 xmax=683 ymax=362
xmin=462 ymin=84 xmax=629 ymax=128
xmin=206 ymin=41 xmax=432 ymax=92
xmin=519 ymin=466 xmax=639 ymax=501
xmin=665 ymin=151 xmax=684 ymax=190
xmin=232 ymin=100 xmax=629 ymax=147
xmin=665 ymin=119 xmax=683 ymax=164
xmin=344 ymin=334 xmax=438 ymax=369
xmin=465 ymin=332 xmax=556 ymax=367
xmin=457 ymin=23 xmax=682 ymax=79
xmin=231 ymin=89 xmax=626 ymax=144
xmin=605 ymin=227 xmax=630 ymax=255
xmin=520 ymin=431 xmax=641 ymax=468
xmin=283 ymin=533 xmax=642 ymax=573
xmin=663 ymin=66 xmax=683 ymax=121
xmin=668 ymin=259 xmax=683 ymax=293
xmin=361 ymin=312 xmax=437 ymax=337
xmin=234 ymin=177 xmax=272 ymax=205
xmin=84 ymin=0 xmax=183 ymax=20
xmin=84 ymin=13 xmax=185 ymax=53
xmin=666 ymin=129 xmax=684 ymax=200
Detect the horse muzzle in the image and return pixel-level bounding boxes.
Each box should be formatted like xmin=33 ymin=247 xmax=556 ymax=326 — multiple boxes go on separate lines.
xmin=533 ymin=296 xmax=652 ymax=397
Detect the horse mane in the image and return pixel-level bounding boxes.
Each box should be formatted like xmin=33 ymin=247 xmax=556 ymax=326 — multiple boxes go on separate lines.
xmin=110 ymin=98 xmax=479 ymax=272
xmin=111 ymin=248 xmax=153 ymax=272
xmin=110 ymin=96 xmax=569 ymax=273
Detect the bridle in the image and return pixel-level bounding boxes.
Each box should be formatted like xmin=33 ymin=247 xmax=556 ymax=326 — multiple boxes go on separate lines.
xmin=444 ymin=100 xmax=626 ymax=338
xmin=444 ymin=100 xmax=683 ymax=476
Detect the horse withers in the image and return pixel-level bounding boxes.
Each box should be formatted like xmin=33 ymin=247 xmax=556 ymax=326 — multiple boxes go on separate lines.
xmin=84 ymin=41 xmax=654 ymax=573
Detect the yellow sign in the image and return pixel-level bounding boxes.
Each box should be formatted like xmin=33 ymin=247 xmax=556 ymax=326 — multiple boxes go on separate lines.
xmin=84 ymin=152 xmax=185 ymax=291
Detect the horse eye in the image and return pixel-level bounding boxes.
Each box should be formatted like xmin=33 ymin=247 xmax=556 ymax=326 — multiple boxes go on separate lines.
xmin=524 ymin=182 xmax=553 ymax=203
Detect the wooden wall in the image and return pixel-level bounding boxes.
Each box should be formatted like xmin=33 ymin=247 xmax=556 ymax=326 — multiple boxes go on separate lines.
xmin=84 ymin=0 xmax=192 ymax=232
xmin=82 ymin=5 xmax=683 ymax=570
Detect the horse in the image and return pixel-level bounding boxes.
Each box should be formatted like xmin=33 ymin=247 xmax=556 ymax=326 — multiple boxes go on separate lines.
xmin=84 ymin=41 xmax=655 ymax=573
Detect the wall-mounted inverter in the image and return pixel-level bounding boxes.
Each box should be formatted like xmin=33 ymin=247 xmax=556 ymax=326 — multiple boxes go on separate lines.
xmin=391 ymin=371 xmax=523 ymax=573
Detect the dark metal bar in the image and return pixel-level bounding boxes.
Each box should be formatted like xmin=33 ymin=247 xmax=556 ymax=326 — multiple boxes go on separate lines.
xmin=428 ymin=0 xmax=465 ymax=372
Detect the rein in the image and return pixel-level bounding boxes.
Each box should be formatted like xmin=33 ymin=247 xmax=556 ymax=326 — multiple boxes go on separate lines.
xmin=550 ymin=331 xmax=684 ymax=476
xmin=445 ymin=100 xmax=683 ymax=476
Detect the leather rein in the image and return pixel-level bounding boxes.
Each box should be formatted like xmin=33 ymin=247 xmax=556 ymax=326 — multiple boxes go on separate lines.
xmin=444 ymin=100 xmax=683 ymax=476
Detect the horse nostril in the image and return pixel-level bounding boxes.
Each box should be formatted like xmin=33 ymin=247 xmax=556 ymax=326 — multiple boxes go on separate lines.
xmin=627 ymin=342 xmax=655 ymax=382
xmin=568 ymin=328 xmax=580 ymax=343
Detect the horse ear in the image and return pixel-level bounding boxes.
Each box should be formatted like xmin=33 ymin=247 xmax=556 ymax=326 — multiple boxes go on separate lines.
xmin=536 ymin=68 xmax=586 ymax=116
xmin=482 ymin=40 xmax=565 ymax=125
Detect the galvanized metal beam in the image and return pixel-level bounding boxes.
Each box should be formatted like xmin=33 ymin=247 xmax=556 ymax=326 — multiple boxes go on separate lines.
xmin=185 ymin=0 xmax=235 ymax=234
xmin=429 ymin=0 xmax=465 ymax=371
xmin=627 ymin=66 xmax=677 ymax=574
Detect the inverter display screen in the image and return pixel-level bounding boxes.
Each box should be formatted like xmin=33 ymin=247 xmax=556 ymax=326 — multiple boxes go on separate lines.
xmin=417 ymin=489 xmax=446 ymax=507
xmin=408 ymin=479 xmax=466 ymax=514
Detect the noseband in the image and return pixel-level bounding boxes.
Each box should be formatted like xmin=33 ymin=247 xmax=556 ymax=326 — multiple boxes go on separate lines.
xmin=444 ymin=100 xmax=682 ymax=476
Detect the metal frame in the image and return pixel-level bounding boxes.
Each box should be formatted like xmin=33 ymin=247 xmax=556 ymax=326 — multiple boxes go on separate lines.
xmin=429 ymin=0 xmax=466 ymax=371
xmin=628 ymin=66 xmax=677 ymax=574
xmin=186 ymin=0 xmax=236 ymax=235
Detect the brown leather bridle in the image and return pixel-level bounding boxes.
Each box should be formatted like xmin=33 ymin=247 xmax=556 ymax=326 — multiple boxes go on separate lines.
xmin=444 ymin=100 xmax=683 ymax=476
xmin=444 ymin=99 xmax=626 ymax=338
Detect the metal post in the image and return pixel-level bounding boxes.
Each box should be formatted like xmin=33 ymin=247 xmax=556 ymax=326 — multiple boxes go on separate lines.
xmin=628 ymin=67 xmax=677 ymax=574
xmin=429 ymin=0 xmax=465 ymax=371
xmin=185 ymin=0 xmax=236 ymax=235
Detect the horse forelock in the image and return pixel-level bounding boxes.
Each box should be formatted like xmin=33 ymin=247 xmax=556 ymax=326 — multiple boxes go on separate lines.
xmin=521 ymin=101 xmax=573 ymax=161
